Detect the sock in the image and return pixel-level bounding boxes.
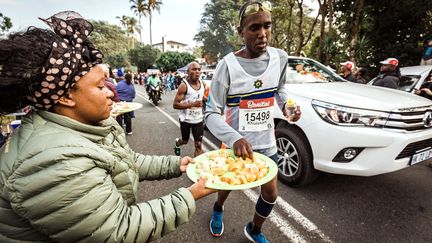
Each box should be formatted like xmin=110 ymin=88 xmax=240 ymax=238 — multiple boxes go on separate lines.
xmin=213 ymin=202 xmax=223 ymax=212
xmin=255 ymin=194 xmax=276 ymax=218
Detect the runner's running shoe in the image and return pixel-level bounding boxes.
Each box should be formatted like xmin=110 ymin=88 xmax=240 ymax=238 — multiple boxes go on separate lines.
xmin=209 ymin=208 xmax=224 ymax=237
xmin=244 ymin=222 xmax=269 ymax=243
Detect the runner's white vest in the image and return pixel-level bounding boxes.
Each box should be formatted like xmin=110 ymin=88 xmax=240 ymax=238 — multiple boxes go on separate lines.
xmin=224 ymin=47 xmax=281 ymax=150
xmin=179 ymin=79 xmax=205 ymax=124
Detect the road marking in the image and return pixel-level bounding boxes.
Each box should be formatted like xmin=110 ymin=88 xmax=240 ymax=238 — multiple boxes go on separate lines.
xmin=136 ymin=90 xmax=332 ymax=242
xmin=275 ymin=197 xmax=332 ymax=242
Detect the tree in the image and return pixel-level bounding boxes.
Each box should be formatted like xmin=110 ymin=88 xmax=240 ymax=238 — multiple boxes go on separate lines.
xmin=194 ymin=0 xmax=243 ymax=62
xmin=0 ymin=13 xmax=12 ymax=35
xmin=128 ymin=45 xmax=161 ymax=72
xmin=130 ymin=0 xmax=146 ymax=43
xmin=192 ymin=46 xmax=202 ymax=59
xmin=105 ymin=53 xmax=130 ymax=69
xmin=293 ymin=0 xmax=320 ymax=56
xmin=117 ymin=15 xmax=140 ymax=49
xmin=364 ymin=0 xmax=432 ymax=67
xmin=269 ymin=0 xmax=295 ymax=50
xmin=144 ymin=0 xmax=163 ymax=45
xmin=89 ymin=21 xmax=130 ymax=68
xmin=316 ymin=0 xmax=327 ymax=63
xmin=155 ymin=51 xmax=196 ymax=72
xmin=347 ymin=0 xmax=365 ymax=62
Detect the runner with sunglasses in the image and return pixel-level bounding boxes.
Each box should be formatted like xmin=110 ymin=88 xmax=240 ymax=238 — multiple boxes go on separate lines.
xmin=204 ymin=1 xmax=301 ymax=242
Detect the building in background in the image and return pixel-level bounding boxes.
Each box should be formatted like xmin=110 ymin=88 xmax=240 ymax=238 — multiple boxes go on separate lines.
xmin=153 ymin=39 xmax=189 ymax=53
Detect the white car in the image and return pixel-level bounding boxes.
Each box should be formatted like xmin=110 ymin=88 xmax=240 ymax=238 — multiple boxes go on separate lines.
xmin=398 ymin=65 xmax=432 ymax=93
xmin=274 ymin=57 xmax=432 ymax=186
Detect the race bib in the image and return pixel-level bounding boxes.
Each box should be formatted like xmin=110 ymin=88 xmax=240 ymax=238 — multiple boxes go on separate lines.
xmin=186 ymin=108 xmax=203 ymax=120
xmin=238 ymin=97 xmax=274 ymax=132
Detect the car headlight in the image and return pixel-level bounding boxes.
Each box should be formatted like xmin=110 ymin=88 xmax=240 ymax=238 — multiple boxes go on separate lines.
xmin=312 ymin=100 xmax=390 ymax=127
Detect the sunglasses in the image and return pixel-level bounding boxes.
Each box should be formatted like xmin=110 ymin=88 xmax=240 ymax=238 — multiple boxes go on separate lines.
xmin=239 ymin=1 xmax=272 ymax=22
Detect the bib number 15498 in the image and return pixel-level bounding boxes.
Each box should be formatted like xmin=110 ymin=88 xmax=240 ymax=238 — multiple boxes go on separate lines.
xmin=245 ymin=111 xmax=271 ymax=122
xmin=239 ymin=98 xmax=274 ymax=132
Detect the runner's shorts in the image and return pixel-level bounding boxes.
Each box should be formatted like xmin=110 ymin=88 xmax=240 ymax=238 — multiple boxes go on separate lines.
xmin=180 ymin=121 xmax=203 ymax=143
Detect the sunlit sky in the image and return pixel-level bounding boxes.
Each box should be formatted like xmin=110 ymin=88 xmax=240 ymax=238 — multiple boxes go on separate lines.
xmin=0 ymin=0 xmax=318 ymax=47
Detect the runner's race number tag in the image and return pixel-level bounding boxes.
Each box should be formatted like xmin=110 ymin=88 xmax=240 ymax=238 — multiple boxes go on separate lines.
xmin=186 ymin=108 xmax=203 ymax=120
xmin=239 ymin=98 xmax=274 ymax=132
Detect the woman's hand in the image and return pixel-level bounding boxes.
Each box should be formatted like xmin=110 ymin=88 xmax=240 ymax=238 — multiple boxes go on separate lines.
xmin=179 ymin=156 xmax=194 ymax=173
xmin=187 ymin=178 xmax=217 ymax=200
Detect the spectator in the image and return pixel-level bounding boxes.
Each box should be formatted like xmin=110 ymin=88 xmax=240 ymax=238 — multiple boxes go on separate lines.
xmin=0 ymin=11 xmax=214 ymax=242
xmin=354 ymin=67 xmax=368 ymax=84
xmin=339 ymin=61 xmax=360 ymax=83
xmin=116 ymin=71 xmax=136 ymax=135
xmin=414 ymin=73 xmax=432 ymax=100
xmin=420 ymin=38 xmax=432 ymax=65
xmin=372 ymin=58 xmax=400 ymax=89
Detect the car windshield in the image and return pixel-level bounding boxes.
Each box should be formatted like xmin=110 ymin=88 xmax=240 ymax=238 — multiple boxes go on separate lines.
xmin=398 ymin=75 xmax=421 ymax=92
xmin=286 ymin=58 xmax=344 ymax=84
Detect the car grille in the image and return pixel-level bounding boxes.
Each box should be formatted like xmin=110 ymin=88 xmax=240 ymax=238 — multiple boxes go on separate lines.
xmin=396 ymin=138 xmax=432 ymax=159
xmin=384 ymin=106 xmax=432 ymax=131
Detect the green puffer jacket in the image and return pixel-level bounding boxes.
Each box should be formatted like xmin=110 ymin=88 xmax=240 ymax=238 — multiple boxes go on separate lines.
xmin=0 ymin=111 xmax=196 ymax=242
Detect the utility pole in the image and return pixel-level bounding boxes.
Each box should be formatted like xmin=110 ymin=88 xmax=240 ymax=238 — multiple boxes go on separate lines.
xmin=162 ymin=36 xmax=165 ymax=53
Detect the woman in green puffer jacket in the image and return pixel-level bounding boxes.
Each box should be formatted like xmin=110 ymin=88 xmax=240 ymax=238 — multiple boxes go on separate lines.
xmin=0 ymin=11 xmax=215 ymax=242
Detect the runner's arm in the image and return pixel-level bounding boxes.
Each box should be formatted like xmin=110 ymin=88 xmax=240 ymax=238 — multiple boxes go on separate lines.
xmin=204 ymin=60 xmax=243 ymax=148
xmin=173 ymin=82 xmax=192 ymax=110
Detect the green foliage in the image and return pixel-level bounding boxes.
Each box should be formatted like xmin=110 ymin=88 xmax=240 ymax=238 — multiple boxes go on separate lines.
xmin=128 ymin=45 xmax=161 ymax=72
xmin=195 ymin=0 xmax=320 ymax=60
xmin=105 ymin=53 xmax=130 ymax=69
xmin=89 ymin=20 xmax=131 ymax=68
xmin=155 ymin=51 xmax=196 ymax=72
xmin=194 ymin=0 xmax=243 ymax=62
xmin=89 ymin=20 xmax=129 ymax=57
xmin=0 ymin=13 xmax=12 ymax=35
xmin=130 ymin=0 xmax=146 ymax=42
xmin=364 ymin=0 xmax=432 ymax=67
xmin=145 ymin=0 xmax=163 ymax=16
xmin=332 ymin=0 xmax=432 ymax=73
xmin=192 ymin=46 xmax=203 ymax=58
xmin=195 ymin=0 xmax=432 ymax=75
xmin=116 ymin=15 xmax=140 ymax=48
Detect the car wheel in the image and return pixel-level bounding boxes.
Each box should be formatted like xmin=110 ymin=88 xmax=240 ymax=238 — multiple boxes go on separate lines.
xmin=275 ymin=124 xmax=318 ymax=187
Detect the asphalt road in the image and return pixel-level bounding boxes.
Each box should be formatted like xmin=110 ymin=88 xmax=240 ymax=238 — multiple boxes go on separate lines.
xmin=126 ymin=85 xmax=432 ymax=243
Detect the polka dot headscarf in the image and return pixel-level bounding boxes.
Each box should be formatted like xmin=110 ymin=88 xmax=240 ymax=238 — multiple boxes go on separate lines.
xmin=28 ymin=11 xmax=103 ymax=110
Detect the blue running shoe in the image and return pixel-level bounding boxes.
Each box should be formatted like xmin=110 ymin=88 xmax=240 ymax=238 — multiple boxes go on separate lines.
xmin=209 ymin=208 xmax=224 ymax=237
xmin=244 ymin=222 xmax=269 ymax=243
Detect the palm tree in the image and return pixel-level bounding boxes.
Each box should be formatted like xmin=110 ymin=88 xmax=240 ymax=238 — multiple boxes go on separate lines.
xmin=144 ymin=0 xmax=163 ymax=45
xmin=117 ymin=15 xmax=140 ymax=49
xmin=130 ymin=0 xmax=146 ymax=43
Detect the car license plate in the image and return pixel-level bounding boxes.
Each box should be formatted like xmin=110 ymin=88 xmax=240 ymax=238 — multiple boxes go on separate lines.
xmin=410 ymin=147 xmax=432 ymax=165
